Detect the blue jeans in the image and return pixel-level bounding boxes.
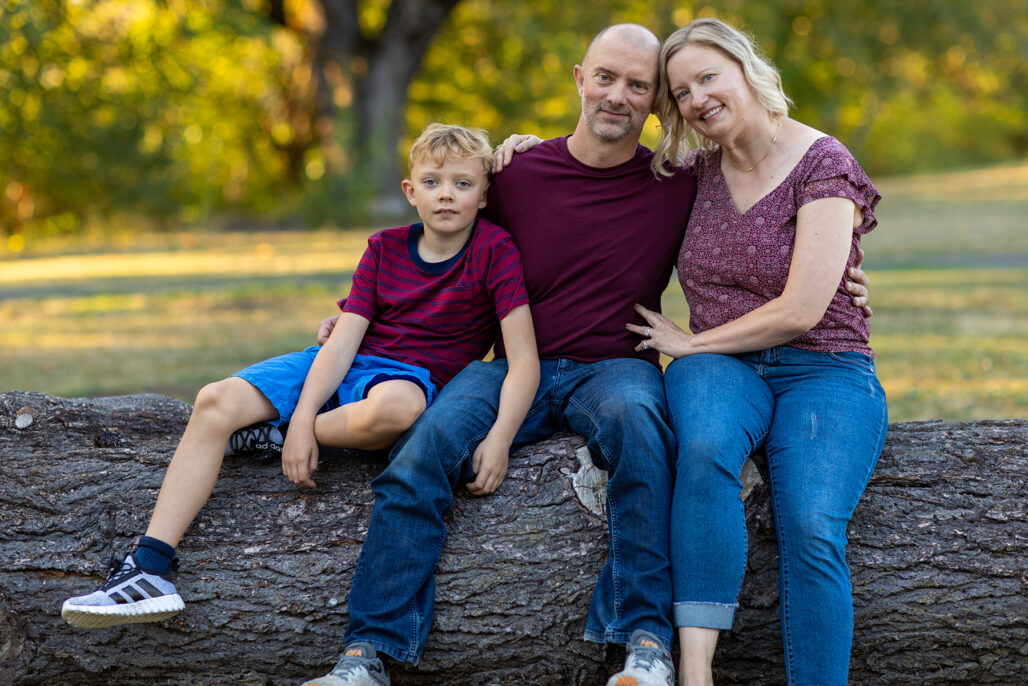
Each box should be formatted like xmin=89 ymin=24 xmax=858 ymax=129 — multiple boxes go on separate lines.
xmin=665 ymin=346 xmax=887 ymax=686
xmin=344 ymin=357 xmax=675 ymax=663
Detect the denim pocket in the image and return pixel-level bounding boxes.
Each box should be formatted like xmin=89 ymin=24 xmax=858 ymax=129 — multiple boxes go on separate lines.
xmin=826 ymin=350 xmax=875 ymax=371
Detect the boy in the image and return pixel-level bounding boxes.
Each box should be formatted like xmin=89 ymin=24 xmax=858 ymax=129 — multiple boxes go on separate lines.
xmin=61 ymin=123 xmax=540 ymax=630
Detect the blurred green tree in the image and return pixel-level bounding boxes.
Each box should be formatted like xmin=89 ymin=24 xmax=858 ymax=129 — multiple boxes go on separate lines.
xmin=1 ymin=0 xmax=1025 ymax=241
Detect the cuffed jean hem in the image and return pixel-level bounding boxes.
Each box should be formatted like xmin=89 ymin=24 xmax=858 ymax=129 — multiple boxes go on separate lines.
xmin=673 ymin=601 xmax=736 ymax=630
xmin=583 ymin=629 xmax=671 ymax=652
xmin=349 ymin=639 xmax=420 ymax=667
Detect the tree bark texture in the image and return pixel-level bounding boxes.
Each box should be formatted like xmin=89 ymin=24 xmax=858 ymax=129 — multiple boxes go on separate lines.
xmin=1 ymin=391 xmax=1025 ymax=685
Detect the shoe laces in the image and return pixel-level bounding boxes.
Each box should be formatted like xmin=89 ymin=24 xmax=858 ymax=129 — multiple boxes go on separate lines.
xmin=103 ymin=555 xmax=135 ymax=583
xmin=102 ymin=553 xmax=178 ymax=585
xmin=330 ymin=655 xmax=378 ymax=678
xmin=627 ymin=640 xmax=669 ymax=674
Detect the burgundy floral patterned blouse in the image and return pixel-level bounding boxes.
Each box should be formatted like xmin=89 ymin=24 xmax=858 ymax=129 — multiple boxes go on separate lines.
xmin=679 ymin=136 xmax=881 ymax=356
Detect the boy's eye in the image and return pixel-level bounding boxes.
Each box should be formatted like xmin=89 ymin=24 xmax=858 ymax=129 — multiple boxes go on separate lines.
xmin=423 ymin=178 xmax=438 ymax=187
xmin=456 ymin=180 xmax=471 ymax=188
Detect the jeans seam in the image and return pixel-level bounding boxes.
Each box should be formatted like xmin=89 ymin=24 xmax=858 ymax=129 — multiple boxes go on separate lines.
xmin=567 ymin=393 xmax=622 ymax=637
xmin=767 ymin=459 xmax=796 ymax=685
xmin=407 ymin=595 xmax=419 ymax=662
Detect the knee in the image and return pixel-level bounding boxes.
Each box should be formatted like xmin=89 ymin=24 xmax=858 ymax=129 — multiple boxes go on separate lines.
xmin=192 ymin=380 xmax=239 ymax=429
xmin=596 ymin=381 xmax=668 ymax=432
xmin=778 ymin=506 xmax=847 ymax=566
xmin=366 ymin=382 xmax=427 ymax=433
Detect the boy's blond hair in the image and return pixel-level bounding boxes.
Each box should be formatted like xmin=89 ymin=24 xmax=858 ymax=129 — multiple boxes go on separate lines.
xmin=408 ymin=123 xmax=493 ymax=178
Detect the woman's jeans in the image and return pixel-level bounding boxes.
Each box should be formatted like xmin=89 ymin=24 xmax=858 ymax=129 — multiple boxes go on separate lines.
xmin=344 ymin=357 xmax=675 ymax=663
xmin=665 ymin=346 xmax=887 ymax=686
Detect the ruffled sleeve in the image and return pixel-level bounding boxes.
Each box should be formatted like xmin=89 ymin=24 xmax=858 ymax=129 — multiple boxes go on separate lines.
xmin=798 ymin=138 xmax=881 ymax=235
xmin=684 ymin=147 xmax=701 ymax=174
xmin=684 ymin=147 xmax=718 ymax=182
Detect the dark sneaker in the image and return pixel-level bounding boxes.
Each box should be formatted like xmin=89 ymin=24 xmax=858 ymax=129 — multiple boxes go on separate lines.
xmin=61 ymin=552 xmax=184 ymax=629
xmin=605 ymin=629 xmax=674 ymax=686
xmin=225 ymin=421 xmax=284 ymax=459
xmin=300 ymin=643 xmax=390 ymax=686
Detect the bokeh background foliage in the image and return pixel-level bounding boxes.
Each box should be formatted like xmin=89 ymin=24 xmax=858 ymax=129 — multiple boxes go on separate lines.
xmin=1 ymin=1 xmax=1026 ymax=422
xmin=2 ymin=0 xmax=1026 ymax=237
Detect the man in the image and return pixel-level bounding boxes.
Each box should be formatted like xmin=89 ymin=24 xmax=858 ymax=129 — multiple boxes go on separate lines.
xmin=301 ymin=23 xmax=869 ymax=686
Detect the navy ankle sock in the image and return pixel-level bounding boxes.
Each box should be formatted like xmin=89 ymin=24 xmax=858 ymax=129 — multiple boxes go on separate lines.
xmin=134 ymin=536 xmax=176 ymax=575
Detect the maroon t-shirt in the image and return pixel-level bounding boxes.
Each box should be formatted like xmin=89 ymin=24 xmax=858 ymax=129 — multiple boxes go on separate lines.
xmin=341 ymin=219 xmax=529 ymax=388
xmin=485 ymin=136 xmax=696 ymax=364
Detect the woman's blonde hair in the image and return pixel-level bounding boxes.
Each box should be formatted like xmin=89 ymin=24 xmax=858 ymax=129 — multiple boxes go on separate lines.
xmin=652 ymin=18 xmax=793 ymax=176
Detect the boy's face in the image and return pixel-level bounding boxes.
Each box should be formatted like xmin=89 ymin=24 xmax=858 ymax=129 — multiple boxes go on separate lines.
xmin=402 ymin=155 xmax=488 ymax=237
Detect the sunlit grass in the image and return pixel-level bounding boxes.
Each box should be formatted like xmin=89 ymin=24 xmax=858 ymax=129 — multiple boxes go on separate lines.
xmin=2 ymin=163 xmax=1027 ymax=422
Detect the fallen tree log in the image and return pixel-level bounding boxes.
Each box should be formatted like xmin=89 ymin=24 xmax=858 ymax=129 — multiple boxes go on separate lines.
xmin=0 ymin=391 xmax=1025 ymax=685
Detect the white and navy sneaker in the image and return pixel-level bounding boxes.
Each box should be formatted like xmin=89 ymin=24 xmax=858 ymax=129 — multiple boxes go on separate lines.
xmin=225 ymin=421 xmax=284 ymax=459
xmin=300 ymin=643 xmax=390 ymax=686
xmin=61 ymin=552 xmax=184 ymax=629
xmin=605 ymin=629 xmax=675 ymax=686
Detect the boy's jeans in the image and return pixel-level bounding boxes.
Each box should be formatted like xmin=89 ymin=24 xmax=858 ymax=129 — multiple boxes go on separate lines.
xmin=344 ymin=357 xmax=675 ymax=663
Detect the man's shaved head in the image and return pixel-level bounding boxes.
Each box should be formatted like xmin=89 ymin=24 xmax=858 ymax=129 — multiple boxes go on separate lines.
xmin=582 ymin=23 xmax=660 ymax=66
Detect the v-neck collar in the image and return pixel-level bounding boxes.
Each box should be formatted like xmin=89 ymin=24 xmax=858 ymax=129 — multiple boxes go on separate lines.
xmin=715 ymin=136 xmax=829 ymax=216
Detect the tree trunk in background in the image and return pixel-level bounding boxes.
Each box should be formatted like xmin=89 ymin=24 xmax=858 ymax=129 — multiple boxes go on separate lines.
xmin=267 ymin=0 xmax=461 ymax=217
xmin=1 ymin=391 xmax=1025 ymax=685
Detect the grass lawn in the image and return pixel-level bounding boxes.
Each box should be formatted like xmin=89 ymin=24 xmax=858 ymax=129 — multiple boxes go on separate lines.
xmin=2 ymin=161 xmax=1026 ymax=422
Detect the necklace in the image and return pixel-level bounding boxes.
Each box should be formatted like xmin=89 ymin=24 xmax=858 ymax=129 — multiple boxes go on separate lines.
xmin=731 ymin=118 xmax=781 ymax=173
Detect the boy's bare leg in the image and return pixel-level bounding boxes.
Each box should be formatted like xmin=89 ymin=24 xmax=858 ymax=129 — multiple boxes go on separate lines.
xmin=145 ymin=377 xmax=277 ymax=547
xmin=313 ymin=379 xmax=426 ymax=451
xmin=678 ymin=626 xmax=718 ymax=686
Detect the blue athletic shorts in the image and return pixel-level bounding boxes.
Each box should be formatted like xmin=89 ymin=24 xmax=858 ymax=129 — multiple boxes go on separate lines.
xmin=232 ymin=346 xmax=437 ymax=427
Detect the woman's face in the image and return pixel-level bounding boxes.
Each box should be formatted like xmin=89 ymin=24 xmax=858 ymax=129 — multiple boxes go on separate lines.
xmin=665 ymin=42 xmax=757 ymax=141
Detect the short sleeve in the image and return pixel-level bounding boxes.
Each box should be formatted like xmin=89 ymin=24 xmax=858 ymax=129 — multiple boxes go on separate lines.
xmin=798 ymin=139 xmax=881 ymax=235
xmin=340 ymin=237 xmax=380 ymax=321
xmin=484 ymin=232 xmax=530 ymax=321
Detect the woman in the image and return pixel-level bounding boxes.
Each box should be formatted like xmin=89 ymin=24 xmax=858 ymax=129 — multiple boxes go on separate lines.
xmin=628 ymin=18 xmax=887 ymax=686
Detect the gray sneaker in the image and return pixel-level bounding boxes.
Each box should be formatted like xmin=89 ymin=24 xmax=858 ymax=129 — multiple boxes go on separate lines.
xmin=61 ymin=552 xmax=184 ymax=629
xmin=605 ymin=629 xmax=674 ymax=686
xmin=300 ymin=643 xmax=390 ymax=686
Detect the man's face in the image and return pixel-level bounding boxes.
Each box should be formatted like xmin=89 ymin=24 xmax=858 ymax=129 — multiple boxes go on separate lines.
xmin=575 ymin=34 xmax=658 ymax=143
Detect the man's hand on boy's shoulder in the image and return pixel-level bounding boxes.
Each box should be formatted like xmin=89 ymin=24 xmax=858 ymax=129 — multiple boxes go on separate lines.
xmin=466 ymin=434 xmax=511 ymax=496
xmin=317 ymin=314 xmax=340 ymax=345
xmin=491 ymin=134 xmax=544 ymax=175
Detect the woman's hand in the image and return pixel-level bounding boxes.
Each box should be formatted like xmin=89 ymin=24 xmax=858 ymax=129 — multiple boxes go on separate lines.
xmin=491 ymin=134 xmax=544 ymax=174
xmin=627 ymin=303 xmax=692 ymax=358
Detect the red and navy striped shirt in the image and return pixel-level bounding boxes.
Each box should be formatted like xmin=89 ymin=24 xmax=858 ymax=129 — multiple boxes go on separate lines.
xmin=340 ymin=219 xmax=529 ymax=388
